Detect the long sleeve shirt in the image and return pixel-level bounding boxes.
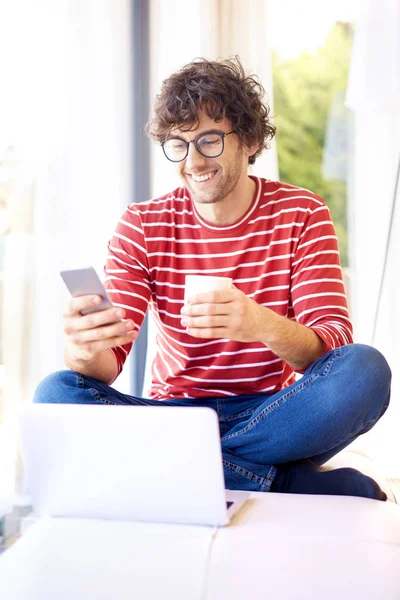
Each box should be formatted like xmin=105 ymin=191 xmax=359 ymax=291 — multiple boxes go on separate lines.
xmin=103 ymin=177 xmax=352 ymax=400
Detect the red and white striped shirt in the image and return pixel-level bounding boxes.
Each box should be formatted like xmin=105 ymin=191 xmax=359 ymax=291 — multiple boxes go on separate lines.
xmin=104 ymin=177 xmax=352 ymax=400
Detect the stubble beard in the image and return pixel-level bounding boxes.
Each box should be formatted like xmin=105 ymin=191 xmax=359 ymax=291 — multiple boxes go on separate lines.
xmin=186 ymin=149 xmax=244 ymax=205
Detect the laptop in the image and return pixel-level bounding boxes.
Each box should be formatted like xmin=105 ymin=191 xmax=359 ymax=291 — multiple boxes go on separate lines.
xmin=17 ymin=404 xmax=250 ymax=527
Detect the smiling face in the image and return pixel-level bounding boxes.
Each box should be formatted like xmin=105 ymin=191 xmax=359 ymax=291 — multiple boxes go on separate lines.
xmin=171 ymin=110 xmax=257 ymax=214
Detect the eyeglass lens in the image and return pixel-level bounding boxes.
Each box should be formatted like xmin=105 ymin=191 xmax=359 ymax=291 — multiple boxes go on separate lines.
xmin=163 ymin=132 xmax=224 ymax=161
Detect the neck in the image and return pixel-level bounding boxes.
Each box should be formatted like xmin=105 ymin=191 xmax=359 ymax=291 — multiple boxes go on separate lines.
xmin=193 ymin=176 xmax=256 ymax=226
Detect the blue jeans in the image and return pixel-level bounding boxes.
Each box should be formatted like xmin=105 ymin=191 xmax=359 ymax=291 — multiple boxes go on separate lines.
xmin=33 ymin=344 xmax=391 ymax=492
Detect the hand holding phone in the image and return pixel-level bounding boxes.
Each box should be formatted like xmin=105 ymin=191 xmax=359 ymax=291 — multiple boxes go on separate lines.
xmin=60 ymin=267 xmax=139 ymax=366
xmin=60 ymin=267 xmax=114 ymax=315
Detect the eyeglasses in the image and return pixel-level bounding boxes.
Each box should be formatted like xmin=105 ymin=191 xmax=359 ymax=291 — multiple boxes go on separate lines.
xmin=161 ymin=131 xmax=236 ymax=162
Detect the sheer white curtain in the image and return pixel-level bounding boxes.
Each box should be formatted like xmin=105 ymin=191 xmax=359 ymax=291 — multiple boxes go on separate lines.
xmin=346 ymin=0 xmax=400 ymax=477
xmin=0 ymin=0 xmax=133 ymax=495
xmin=143 ymin=0 xmax=279 ymax=394
xmin=216 ymin=0 xmax=279 ymax=180
xmin=27 ymin=0 xmax=134 ymax=399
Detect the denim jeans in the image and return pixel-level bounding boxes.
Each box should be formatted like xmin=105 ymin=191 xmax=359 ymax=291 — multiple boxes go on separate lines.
xmin=33 ymin=344 xmax=391 ymax=493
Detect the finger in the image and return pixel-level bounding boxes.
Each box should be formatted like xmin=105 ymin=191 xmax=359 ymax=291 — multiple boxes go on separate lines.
xmin=68 ymin=319 xmax=137 ymax=345
xmin=64 ymin=307 xmax=126 ymax=335
xmin=181 ymin=315 xmax=230 ymax=329
xmin=78 ymin=329 xmax=140 ymax=358
xmin=63 ymin=294 xmax=105 ymax=317
xmin=79 ymin=307 xmax=129 ymax=329
xmin=181 ymin=302 xmax=230 ymax=317
xmin=186 ymin=326 xmax=228 ymax=339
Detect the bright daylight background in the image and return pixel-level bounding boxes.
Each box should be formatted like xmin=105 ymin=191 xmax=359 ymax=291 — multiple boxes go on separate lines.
xmin=0 ymin=0 xmax=399 ymax=516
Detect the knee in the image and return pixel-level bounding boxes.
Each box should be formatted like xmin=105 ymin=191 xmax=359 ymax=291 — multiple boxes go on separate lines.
xmin=33 ymin=370 xmax=77 ymax=404
xmin=344 ymin=344 xmax=391 ymax=412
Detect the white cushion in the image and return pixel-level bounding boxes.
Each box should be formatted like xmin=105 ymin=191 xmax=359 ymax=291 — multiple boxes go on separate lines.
xmin=1 ymin=495 xmax=399 ymax=600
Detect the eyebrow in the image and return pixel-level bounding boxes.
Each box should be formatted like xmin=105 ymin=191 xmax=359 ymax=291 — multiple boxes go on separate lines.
xmin=167 ymin=128 xmax=226 ymax=141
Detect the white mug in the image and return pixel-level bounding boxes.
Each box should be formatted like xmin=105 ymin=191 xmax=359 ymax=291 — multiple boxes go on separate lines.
xmin=184 ymin=275 xmax=233 ymax=301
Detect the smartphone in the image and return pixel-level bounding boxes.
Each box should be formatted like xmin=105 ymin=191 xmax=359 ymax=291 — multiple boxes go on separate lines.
xmin=60 ymin=267 xmax=114 ymax=316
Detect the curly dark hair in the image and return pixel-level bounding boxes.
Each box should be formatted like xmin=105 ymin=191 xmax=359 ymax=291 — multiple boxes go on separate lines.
xmin=146 ymin=56 xmax=276 ymax=165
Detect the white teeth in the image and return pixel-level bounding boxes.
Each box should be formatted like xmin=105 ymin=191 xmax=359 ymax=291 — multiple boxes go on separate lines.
xmin=192 ymin=171 xmax=216 ymax=182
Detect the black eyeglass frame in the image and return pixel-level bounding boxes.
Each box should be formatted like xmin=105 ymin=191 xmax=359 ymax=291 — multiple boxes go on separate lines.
xmin=161 ymin=130 xmax=236 ymax=163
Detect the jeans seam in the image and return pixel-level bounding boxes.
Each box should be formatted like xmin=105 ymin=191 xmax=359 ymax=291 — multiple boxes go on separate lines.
xmin=76 ymin=373 xmax=117 ymax=405
xmin=319 ymin=352 xmax=336 ymax=376
xmin=223 ymin=352 xmax=339 ymax=442
xmin=216 ymin=397 xmax=223 ymax=421
xmin=222 ymin=372 xmax=321 ymax=442
xmin=88 ymin=387 xmax=117 ymax=405
xmin=223 ymin=460 xmax=277 ymax=492
xmin=221 ymin=407 xmax=257 ymax=423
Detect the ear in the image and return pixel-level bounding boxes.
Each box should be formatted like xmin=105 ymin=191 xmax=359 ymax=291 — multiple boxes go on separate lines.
xmin=243 ymin=141 xmax=259 ymax=159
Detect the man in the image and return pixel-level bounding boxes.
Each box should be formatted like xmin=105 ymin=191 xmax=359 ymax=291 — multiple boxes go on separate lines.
xmin=34 ymin=57 xmax=391 ymax=500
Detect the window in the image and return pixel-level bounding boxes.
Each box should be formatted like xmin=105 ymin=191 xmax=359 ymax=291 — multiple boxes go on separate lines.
xmin=270 ymin=0 xmax=359 ymax=268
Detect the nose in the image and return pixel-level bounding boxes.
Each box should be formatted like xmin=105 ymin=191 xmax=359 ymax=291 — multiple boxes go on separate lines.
xmin=185 ymin=141 xmax=207 ymax=171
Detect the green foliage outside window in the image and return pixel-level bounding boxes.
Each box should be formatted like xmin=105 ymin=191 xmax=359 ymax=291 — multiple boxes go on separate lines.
xmin=272 ymin=21 xmax=354 ymax=267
